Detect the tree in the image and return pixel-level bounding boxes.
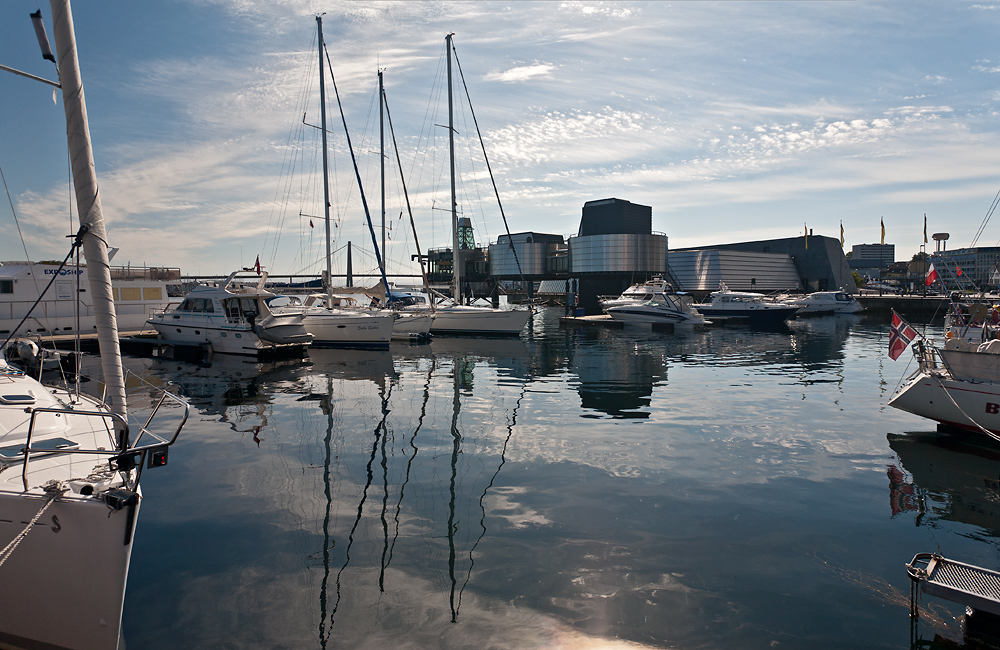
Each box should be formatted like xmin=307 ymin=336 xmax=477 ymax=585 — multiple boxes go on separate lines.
xmin=852 ymin=271 xmax=865 ymax=288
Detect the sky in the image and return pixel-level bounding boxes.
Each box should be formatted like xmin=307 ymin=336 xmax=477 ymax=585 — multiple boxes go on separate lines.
xmin=2 ymin=1 xmax=1000 ymax=280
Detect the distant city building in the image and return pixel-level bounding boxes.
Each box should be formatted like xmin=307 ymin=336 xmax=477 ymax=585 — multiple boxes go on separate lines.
xmin=935 ymin=246 xmax=1000 ymax=288
xmin=851 ymin=243 xmax=895 ymax=265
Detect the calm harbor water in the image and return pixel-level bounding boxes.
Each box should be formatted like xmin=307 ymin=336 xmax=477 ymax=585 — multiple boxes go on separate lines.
xmin=109 ymin=306 xmax=998 ymax=649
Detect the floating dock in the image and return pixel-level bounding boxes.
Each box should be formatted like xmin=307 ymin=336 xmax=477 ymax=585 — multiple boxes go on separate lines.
xmin=560 ymin=315 xmax=624 ymax=329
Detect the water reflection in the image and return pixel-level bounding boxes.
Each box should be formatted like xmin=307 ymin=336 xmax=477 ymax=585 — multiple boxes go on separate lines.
xmin=560 ymin=313 xmax=859 ymax=419
xmin=121 ymin=306 xmax=946 ymax=650
xmin=888 ymin=430 xmax=1000 ymax=533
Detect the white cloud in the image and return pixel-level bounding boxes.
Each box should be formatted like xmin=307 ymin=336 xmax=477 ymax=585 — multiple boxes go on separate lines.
xmin=485 ymin=64 xmax=555 ymax=83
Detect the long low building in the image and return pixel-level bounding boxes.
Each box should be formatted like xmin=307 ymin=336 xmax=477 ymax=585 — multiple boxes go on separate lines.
xmin=670 ymin=234 xmax=855 ymax=294
xmin=668 ymin=250 xmax=801 ymax=292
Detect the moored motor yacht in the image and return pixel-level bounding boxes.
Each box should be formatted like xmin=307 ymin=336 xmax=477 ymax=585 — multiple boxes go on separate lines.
xmin=786 ymin=290 xmax=863 ymax=315
xmin=603 ymin=282 xmax=710 ymax=328
xmin=147 ymin=272 xmax=313 ymax=357
xmin=599 ymin=277 xmax=676 ymax=311
xmin=695 ymin=285 xmax=800 ymax=326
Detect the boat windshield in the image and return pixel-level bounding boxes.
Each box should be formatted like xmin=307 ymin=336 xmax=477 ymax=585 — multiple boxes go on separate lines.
xmin=178 ymin=298 xmax=215 ymax=312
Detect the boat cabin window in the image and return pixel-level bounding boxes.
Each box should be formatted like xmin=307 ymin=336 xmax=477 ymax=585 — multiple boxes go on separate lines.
xmin=835 ymin=293 xmax=852 ymax=302
xmin=222 ymin=297 xmax=259 ymax=320
xmin=179 ymin=298 xmax=215 ymax=312
xmin=267 ymin=295 xmax=300 ymax=308
xmin=0 ymin=280 xmax=12 ymax=294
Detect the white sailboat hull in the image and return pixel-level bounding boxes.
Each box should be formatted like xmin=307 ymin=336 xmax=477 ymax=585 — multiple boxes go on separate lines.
xmin=0 ymin=493 xmax=138 ymax=650
xmin=392 ymin=312 xmax=433 ymax=340
xmin=429 ymin=307 xmax=530 ymax=335
xmin=889 ymin=370 xmax=1000 ymax=436
xmin=298 ymin=311 xmax=394 ymax=348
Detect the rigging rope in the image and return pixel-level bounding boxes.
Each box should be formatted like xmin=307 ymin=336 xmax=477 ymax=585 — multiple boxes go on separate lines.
xmin=0 ymin=481 xmax=69 ymax=568
xmin=972 ymin=186 xmax=1000 ymax=248
xmin=1 ymin=224 xmax=89 ymax=352
xmin=450 ymin=41 xmax=525 ymax=282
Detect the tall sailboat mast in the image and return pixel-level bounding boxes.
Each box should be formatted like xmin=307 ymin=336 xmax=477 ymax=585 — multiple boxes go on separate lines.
xmin=51 ymin=0 xmax=126 ymax=416
xmin=379 ymin=68 xmax=386 ymax=276
xmin=446 ymin=33 xmax=461 ymax=305
xmin=317 ymin=15 xmax=333 ymax=306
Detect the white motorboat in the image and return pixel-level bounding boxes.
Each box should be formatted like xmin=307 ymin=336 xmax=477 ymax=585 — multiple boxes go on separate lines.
xmin=269 ymin=293 xmax=394 ymax=349
xmin=695 ymin=285 xmax=800 ymax=326
xmin=599 ymin=277 xmax=676 ymax=311
xmin=0 ymin=4 xmax=189 ymax=648
xmin=606 ymin=292 xmax=710 ymax=327
xmin=0 ymin=261 xmax=178 ymax=337
xmin=786 ymin=290 xmax=863 ymax=315
xmin=147 ymin=272 xmax=313 ymax=357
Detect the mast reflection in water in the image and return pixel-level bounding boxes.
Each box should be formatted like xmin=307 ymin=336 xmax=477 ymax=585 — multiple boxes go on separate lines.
xmin=120 ymin=306 xmax=997 ymax=649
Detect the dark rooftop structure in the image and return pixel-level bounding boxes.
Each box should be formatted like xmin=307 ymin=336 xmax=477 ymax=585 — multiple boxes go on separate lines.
xmin=578 ymin=198 xmax=652 ymax=237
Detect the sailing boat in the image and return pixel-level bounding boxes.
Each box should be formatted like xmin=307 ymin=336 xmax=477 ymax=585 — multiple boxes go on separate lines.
xmin=416 ymin=35 xmax=531 ymax=337
xmin=268 ymin=17 xmax=396 ymax=349
xmin=0 ymin=4 xmax=188 ymax=648
xmin=376 ymin=69 xmax=432 ymax=341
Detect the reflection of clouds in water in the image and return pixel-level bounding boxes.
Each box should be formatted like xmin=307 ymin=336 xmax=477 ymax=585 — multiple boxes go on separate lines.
xmin=167 ymin=564 xmax=658 ymax=649
xmin=487 ymin=487 xmax=552 ymax=529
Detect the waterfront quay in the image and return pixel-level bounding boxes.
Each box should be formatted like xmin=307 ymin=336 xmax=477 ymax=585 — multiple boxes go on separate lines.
xmin=857 ymin=293 xmax=951 ymax=316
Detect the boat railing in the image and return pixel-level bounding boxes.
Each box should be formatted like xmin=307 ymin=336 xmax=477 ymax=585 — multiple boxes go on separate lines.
xmin=18 ymin=388 xmax=190 ymax=492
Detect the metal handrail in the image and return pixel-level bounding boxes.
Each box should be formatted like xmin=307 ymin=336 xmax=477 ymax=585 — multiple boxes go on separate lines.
xmin=18 ymin=389 xmax=190 ymax=492
xmin=22 ymin=406 xmax=128 ymax=491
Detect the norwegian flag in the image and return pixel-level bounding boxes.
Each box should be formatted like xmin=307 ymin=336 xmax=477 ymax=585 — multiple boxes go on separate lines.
xmin=888 ymin=310 xmax=918 ymax=361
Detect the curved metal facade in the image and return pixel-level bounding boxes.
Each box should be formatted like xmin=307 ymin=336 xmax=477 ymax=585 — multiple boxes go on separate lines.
xmin=489 ymin=242 xmax=548 ymax=276
xmin=569 ymin=234 xmax=667 ymax=274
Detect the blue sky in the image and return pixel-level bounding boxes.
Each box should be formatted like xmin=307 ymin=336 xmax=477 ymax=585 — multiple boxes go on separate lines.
xmin=2 ymin=1 xmax=999 ymax=279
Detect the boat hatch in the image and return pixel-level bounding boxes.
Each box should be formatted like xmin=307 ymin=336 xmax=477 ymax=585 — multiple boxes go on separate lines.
xmin=0 ymin=394 xmax=35 ymax=405
xmin=0 ymin=436 xmax=78 ymax=462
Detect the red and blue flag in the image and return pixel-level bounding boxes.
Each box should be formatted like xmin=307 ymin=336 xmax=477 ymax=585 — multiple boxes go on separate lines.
xmin=889 ymin=310 xmax=918 ymax=360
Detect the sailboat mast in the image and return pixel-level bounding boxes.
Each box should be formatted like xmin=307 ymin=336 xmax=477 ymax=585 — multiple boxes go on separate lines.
xmin=379 ymin=69 xmax=386 ymax=275
xmin=447 ymin=33 xmax=460 ymax=305
xmin=50 ymin=0 xmax=126 ymax=417
xmin=317 ymin=16 xmax=333 ymax=306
